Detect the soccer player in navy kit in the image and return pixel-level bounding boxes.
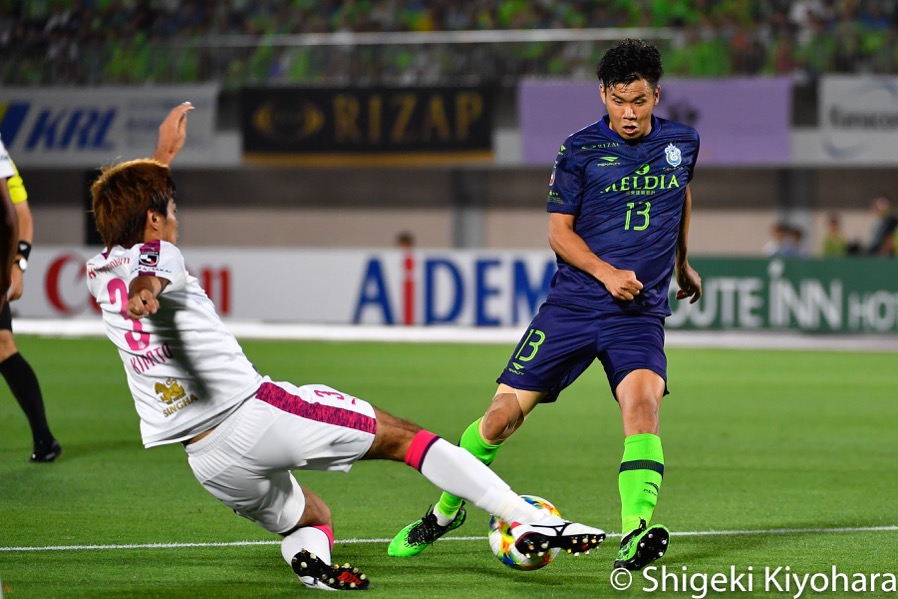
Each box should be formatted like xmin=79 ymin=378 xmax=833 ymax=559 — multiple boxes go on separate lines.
xmin=390 ymin=38 xmax=702 ymax=572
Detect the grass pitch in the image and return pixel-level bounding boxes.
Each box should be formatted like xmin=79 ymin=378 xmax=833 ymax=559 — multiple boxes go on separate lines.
xmin=1 ymin=335 xmax=897 ymax=598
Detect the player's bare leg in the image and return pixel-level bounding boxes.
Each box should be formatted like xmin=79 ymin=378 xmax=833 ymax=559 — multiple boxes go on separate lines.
xmin=480 ymin=386 xmax=532 ymax=443
xmin=614 ymin=369 xmax=668 ymax=570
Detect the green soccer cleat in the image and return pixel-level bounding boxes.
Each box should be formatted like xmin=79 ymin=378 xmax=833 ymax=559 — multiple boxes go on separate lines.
xmin=613 ymin=519 xmax=669 ymax=571
xmin=387 ymin=504 xmax=467 ymax=557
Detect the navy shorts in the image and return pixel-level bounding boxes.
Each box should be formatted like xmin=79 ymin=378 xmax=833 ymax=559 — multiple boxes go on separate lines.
xmin=496 ymin=302 xmax=668 ymax=402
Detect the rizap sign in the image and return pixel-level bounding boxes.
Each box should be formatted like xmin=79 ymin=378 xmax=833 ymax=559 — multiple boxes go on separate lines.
xmin=668 ymin=258 xmax=898 ymax=333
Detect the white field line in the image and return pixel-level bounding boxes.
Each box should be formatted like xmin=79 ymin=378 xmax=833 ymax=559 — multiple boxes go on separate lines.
xmin=2 ymin=525 xmax=896 ymax=552
xmin=13 ymin=318 xmax=898 ymax=352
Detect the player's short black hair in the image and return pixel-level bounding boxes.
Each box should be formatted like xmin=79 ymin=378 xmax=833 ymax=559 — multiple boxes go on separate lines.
xmin=596 ymin=38 xmax=664 ymax=89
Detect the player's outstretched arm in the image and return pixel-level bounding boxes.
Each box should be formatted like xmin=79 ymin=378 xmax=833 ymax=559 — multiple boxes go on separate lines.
xmin=675 ymin=184 xmax=702 ymax=303
xmin=152 ymin=102 xmax=193 ymax=166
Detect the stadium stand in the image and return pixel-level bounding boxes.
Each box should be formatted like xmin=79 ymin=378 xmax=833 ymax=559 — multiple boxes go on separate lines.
xmin=1 ymin=0 xmax=896 ymax=87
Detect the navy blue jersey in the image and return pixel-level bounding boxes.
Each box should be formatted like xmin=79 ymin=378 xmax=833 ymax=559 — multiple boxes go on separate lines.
xmin=545 ymin=115 xmax=700 ymax=316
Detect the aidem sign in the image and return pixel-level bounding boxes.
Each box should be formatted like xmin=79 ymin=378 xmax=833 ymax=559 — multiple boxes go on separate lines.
xmin=18 ymin=249 xmax=898 ymax=333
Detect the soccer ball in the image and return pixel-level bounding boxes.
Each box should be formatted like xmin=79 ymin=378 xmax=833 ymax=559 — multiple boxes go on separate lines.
xmin=488 ymin=494 xmax=561 ymax=571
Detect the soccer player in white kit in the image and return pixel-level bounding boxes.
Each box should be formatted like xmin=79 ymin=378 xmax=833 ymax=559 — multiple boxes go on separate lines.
xmin=85 ymin=103 xmax=605 ymax=591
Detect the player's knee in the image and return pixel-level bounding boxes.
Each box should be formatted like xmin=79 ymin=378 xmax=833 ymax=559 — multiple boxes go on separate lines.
xmin=633 ymin=397 xmax=659 ymax=421
xmin=481 ymin=393 xmax=524 ymax=443
xmin=620 ymin=395 xmax=661 ymax=434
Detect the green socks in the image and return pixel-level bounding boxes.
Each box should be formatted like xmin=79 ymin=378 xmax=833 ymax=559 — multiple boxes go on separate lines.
xmin=435 ymin=424 xmax=665 ymax=535
xmin=619 ymin=433 xmax=664 ymax=534
xmin=434 ymin=418 xmax=501 ymax=521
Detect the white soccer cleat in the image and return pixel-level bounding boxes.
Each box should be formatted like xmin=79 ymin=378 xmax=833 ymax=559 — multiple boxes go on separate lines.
xmin=510 ymin=514 xmax=605 ymax=558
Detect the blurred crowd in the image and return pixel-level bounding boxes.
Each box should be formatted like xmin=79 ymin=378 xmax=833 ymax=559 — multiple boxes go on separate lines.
xmin=2 ymin=0 xmax=897 ymax=87
xmin=765 ymin=195 xmax=898 ymax=259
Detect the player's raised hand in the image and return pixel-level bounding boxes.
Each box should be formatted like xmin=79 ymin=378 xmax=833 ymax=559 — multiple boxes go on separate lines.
xmin=675 ymin=262 xmax=702 ymax=304
xmin=153 ymin=101 xmax=194 ymax=166
xmin=603 ymin=268 xmax=643 ymax=301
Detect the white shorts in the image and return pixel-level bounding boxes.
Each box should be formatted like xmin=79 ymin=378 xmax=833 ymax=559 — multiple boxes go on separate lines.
xmin=184 ymin=380 xmax=377 ymax=534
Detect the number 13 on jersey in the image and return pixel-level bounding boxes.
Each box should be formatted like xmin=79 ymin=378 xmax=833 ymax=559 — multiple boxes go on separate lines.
xmin=624 ymin=201 xmax=651 ymax=231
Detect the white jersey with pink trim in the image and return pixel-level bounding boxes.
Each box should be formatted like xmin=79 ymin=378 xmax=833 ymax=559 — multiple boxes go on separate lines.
xmin=86 ymin=240 xmax=263 ymax=447
xmin=0 ymin=136 xmax=15 ymax=179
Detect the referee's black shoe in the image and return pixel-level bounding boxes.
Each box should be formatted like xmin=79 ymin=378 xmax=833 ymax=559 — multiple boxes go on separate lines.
xmin=30 ymin=439 xmax=62 ymax=463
